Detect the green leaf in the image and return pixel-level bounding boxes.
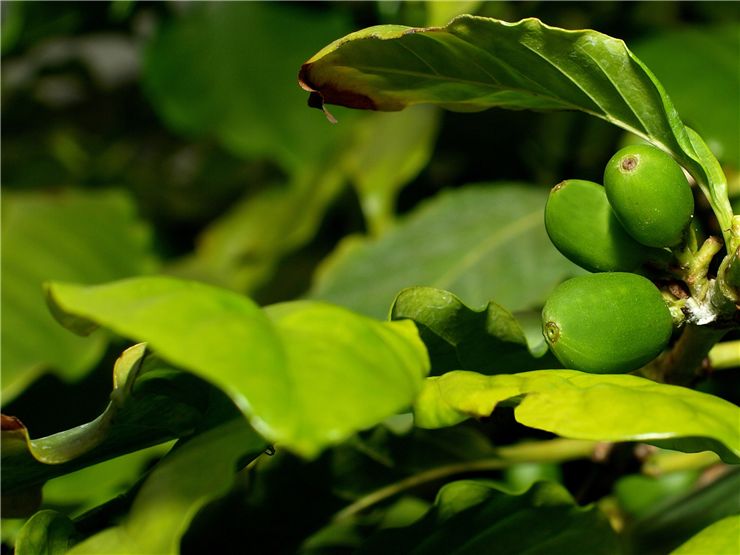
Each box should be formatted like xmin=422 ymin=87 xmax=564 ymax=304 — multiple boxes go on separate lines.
xmin=66 ymin=419 xmax=266 ymax=555
xmin=169 ymin=162 xmax=346 ymax=294
xmin=414 ymin=370 xmax=740 ymax=463
xmin=15 ymin=510 xmax=78 ymax=555
xmin=2 ymin=344 xmax=220 ymax=500
xmin=46 ymin=277 xmax=430 ymax=458
xmin=1 ymin=189 xmax=157 ymax=401
xmin=628 ymin=468 xmax=740 ymax=555
xmin=143 ymin=2 xmax=352 ymax=172
xmin=633 ymin=24 xmax=740 ymax=167
xmin=311 ymin=184 xmax=581 ymax=320
xmin=614 ymin=471 xmax=699 ymax=518
xmin=342 ymin=104 xmax=441 ymax=234
xmin=391 ymin=286 xmax=559 ymax=375
xmin=671 ymin=515 xmax=740 ymax=555
xmin=359 ymin=480 xmax=620 ymax=554
xmin=299 ymin=15 xmax=734 ymax=248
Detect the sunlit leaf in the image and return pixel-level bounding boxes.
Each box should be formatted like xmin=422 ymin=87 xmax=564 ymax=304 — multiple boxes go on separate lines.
xmin=670 ymin=515 xmax=740 ymax=555
xmin=414 ymin=370 xmax=740 ymax=463
xmin=1 ymin=189 xmax=157 ymax=401
xmin=311 ymin=184 xmax=581 ymax=319
xmin=46 ymin=277 xmax=430 ymax=458
xmin=359 ymin=480 xmax=620 ymax=554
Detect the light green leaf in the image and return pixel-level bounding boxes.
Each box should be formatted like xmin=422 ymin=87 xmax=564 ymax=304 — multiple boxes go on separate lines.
xmin=299 ymin=15 xmax=734 ymax=248
xmin=1 ymin=189 xmax=157 ymax=401
xmin=311 ymin=184 xmax=581 ymax=320
xmin=46 ymin=277 xmax=430 ymax=458
xmin=359 ymin=480 xmax=620 ymax=554
xmin=143 ymin=2 xmax=351 ymax=172
xmin=414 ymin=370 xmax=740 ymax=463
xmin=391 ymin=286 xmax=559 ymax=375
xmin=67 ymin=419 xmax=266 ymax=555
xmin=633 ymin=24 xmax=740 ymax=167
xmin=671 ymin=515 xmax=740 ymax=555
xmin=15 ymin=510 xmax=78 ymax=555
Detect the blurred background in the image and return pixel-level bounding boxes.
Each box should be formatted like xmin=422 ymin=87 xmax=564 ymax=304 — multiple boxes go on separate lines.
xmin=2 ymin=2 xmax=739 ymax=552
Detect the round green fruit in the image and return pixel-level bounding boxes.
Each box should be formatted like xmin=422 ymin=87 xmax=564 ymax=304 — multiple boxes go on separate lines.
xmin=604 ymin=144 xmax=694 ymax=247
xmin=542 ymin=273 xmax=673 ymax=373
xmin=545 ymin=179 xmax=667 ymax=272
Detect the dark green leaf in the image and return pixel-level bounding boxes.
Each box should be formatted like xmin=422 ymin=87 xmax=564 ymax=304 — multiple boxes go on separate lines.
xmin=1 ymin=190 xmax=157 ymax=401
xmin=391 ymin=286 xmax=559 ymax=375
xmin=359 ymin=480 xmax=620 ymax=554
xmin=633 ymin=24 xmax=740 ymax=167
xmin=66 ymin=419 xmax=266 ymax=555
xmin=311 ymin=184 xmax=581 ymax=320
xmin=143 ymin=2 xmax=351 ymax=171
xmin=15 ymin=510 xmax=78 ymax=555
xmin=46 ymin=277 xmax=430 ymax=458
xmin=414 ymin=370 xmax=740 ymax=463
xmin=2 ymin=344 xmax=219 ymax=498
xmin=299 ymin=16 xmax=735 ymax=247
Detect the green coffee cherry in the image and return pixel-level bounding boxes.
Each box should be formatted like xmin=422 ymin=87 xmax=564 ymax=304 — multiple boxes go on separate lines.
xmin=604 ymin=144 xmax=694 ymax=247
xmin=545 ymin=179 xmax=666 ymax=272
xmin=542 ymin=273 xmax=673 ymax=373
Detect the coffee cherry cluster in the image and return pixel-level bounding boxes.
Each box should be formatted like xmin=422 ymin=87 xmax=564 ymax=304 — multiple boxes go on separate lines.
xmin=542 ymin=144 xmax=694 ymax=373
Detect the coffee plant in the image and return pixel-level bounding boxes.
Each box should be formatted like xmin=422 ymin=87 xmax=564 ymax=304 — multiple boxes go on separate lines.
xmin=2 ymin=3 xmax=738 ymax=554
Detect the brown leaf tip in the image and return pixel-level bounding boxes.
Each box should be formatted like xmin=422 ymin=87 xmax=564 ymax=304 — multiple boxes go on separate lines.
xmin=1 ymin=414 xmax=26 ymax=431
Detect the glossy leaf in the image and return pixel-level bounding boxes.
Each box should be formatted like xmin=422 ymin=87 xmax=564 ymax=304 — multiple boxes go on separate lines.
xmin=2 ymin=344 xmax=219 ymax=499
xmin=671 ymin=515 xmax=740 ymax=555
xmin=144 ymin=2 xmax=351 ymax=172
xmin=359 ymin=480 xmax=620 ymax=554
xmin=633 ymin=24 xmax=740 ymax=167
xmin=1 ymin=189 xmax=156 ymax=401
xmin=67 ymin=419 xmax=266 ymax=555
xmin=46 ymin=277 xmax=430 ymax=458
xmin=15 ymin=510 xmax=78 ymax=555
xmin=299 ymin=16 xmax=734 ymax=247
xmin=311 ymin=184 xmax=581 ymax=320
xmin=414 ymin=370 xmax=740 ymax=463
xmin=391 ymin=286 xmax=559 ymax=375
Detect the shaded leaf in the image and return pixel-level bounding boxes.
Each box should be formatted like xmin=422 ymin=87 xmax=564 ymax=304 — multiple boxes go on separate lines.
xmin=633 ymin=24 xmax=740 ymax=167
xmin=359 ymin=480 xmax=620 ymax=554
xmin=628 ymin=468 xmax=740 ymax=555
xmin=67 ymin=419 xmax=266 ymax=555
xmin=1 ymin=189 xmax=157 ymax=401
xmin=671 ymin=514 xmax=740 ymax=555
xmin=46 ymin=277 xmax=430 ymax=458
xmin=143 ymin=2 xmax=352 ymax=171
xmin=299 ymin=15 xmax=734 ymax=247
xmin=391 ymin=287 xmax=560 ymax=375
xmin=15 ymin=510 xmax=78 ymax=555
xmin=311 ymin=184 xmax=581 ymax=320
xmin=414 ymin=370 xmax=740 ymax=463
xmin=2 ymin=344 xmax=221 ymax=499
xmin=342 ymin=104 xmax=441 ymax=234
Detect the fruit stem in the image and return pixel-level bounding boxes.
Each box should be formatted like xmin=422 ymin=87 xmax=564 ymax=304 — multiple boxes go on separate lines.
xmin=642 ymin=324 xmax=728 ymax=386
xmin=330 ymin=438 xmax=597 ymax=521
